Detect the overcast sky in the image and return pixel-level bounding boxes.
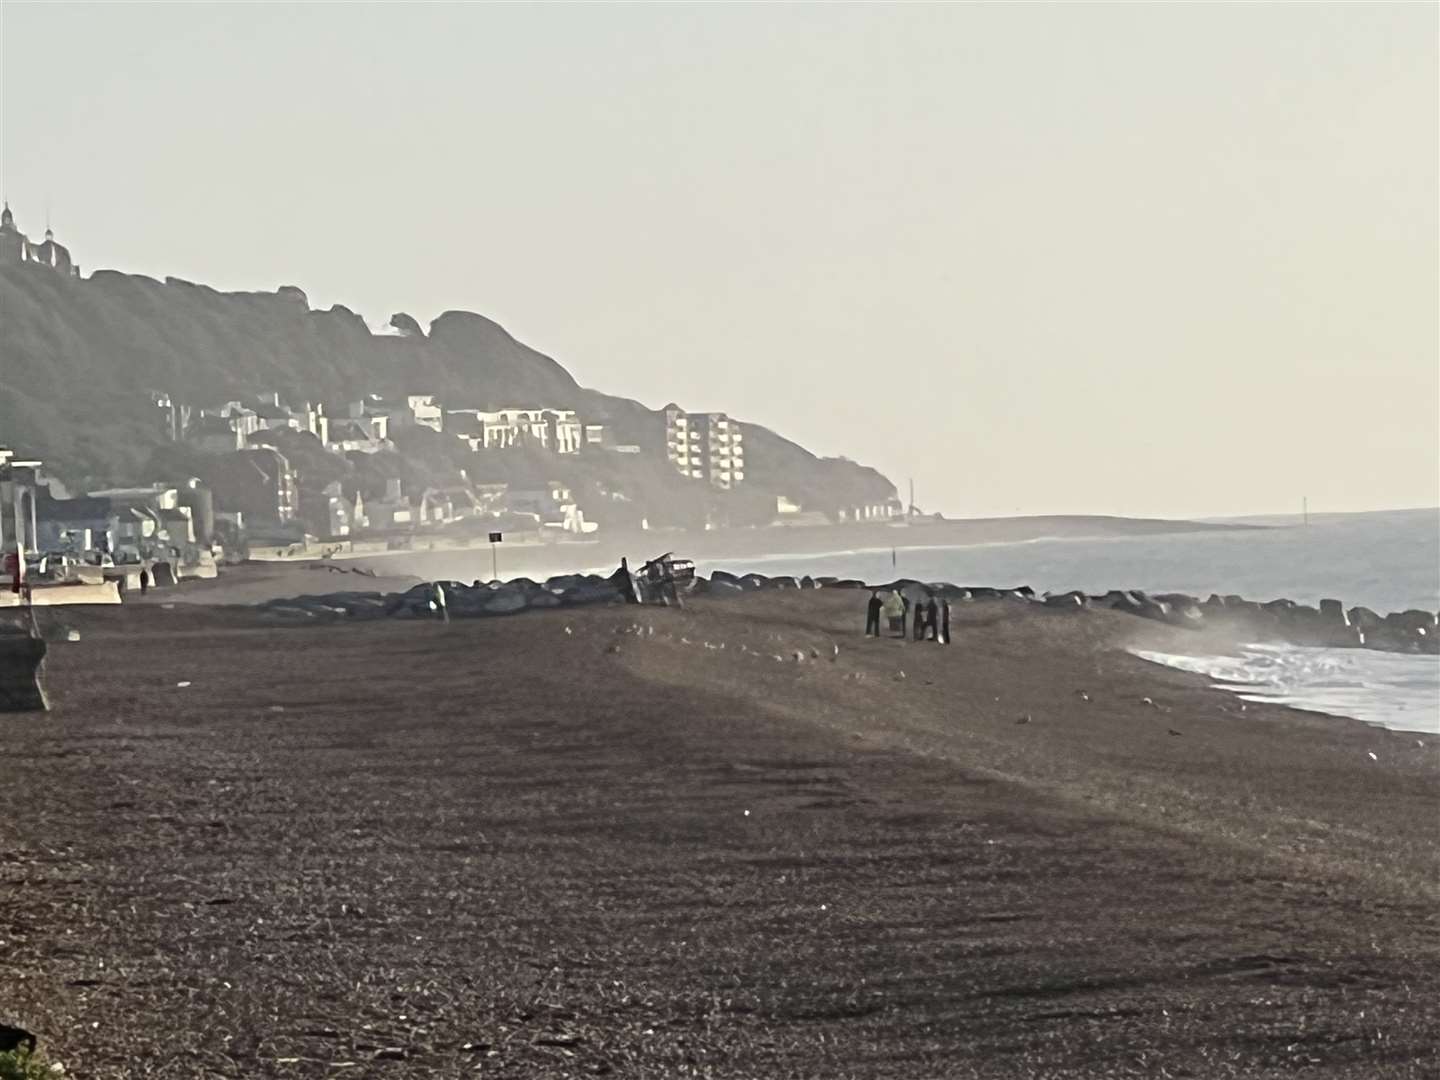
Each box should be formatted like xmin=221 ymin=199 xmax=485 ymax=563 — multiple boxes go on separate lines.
xmin=2 ymin=3 xmax=1435 ymax=518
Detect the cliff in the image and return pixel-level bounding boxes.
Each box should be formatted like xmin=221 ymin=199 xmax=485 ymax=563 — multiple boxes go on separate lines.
xmin=0 ymin=265 xmax=896 ymax=525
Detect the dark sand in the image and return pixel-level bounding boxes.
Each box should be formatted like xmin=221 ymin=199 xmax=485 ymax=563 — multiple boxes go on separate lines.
xmin=2 ymin=592 xmax=1436 ymax=1077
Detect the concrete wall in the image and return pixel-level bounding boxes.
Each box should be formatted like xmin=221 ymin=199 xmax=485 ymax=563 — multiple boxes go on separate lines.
xmin=0 ymin=580 xmax=122 ymax=607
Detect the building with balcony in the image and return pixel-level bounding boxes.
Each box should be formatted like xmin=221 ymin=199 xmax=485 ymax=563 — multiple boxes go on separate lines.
xmin=664 ymin=407 xmax=746 ymax=489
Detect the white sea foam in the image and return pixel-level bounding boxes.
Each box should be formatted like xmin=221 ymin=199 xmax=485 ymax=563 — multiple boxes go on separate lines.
xmin=1133 ymin=643 xmax=1439 ymax=734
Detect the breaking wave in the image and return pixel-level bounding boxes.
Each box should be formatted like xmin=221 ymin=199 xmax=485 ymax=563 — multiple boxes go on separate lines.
xmin=1133 ymin=643 xmax=1440 ymax=734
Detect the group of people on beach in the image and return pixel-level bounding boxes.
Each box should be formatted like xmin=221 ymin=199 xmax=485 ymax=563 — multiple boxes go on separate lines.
xmin=865 ymin=590 xmax=950 ymax=644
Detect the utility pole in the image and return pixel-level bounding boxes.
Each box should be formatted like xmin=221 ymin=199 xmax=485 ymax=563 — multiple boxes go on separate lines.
xmin=908 ymin=478 xmax=916 ymax=519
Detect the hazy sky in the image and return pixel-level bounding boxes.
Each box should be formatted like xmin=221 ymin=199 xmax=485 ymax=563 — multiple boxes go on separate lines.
xmin=2 ymin=3 xmax=1435 ymax=518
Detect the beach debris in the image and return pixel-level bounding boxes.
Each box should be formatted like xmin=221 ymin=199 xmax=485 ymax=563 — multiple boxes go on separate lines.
xmin=647 ymin=625 xmax=654 ymax=637
xmin=772 ymin=655 xmax=784 ymax=663
xmin=1141 ymin=697 xmax=1158 ymax=708
xmin=1016 ymin=714 xmax=1031 ymax=725
xmin=65 ymin=629 xmax=81 ymax=642
xmin=680 ymin=637 xmax=692 ymax=646
xmin=1076 ymin=690 xmax=1090 ymax=702
xmin=831 ymin=643 xmax=840 ymax=660
xmin=563 ymin=626 xmax=572 ymax=635
xmin=793 ymin=651 xmax=805 ymax=663
xmin=894 ymin=671 xmax=907 ymax=681
xmin=1367 ymin=751 xmax=1378 ymax=761
xmin=176 ymin=681 xmax=192 ymax=688
xmin=268 ymin=705 xmax=285 ymax=713
xmin=606 ymin=644 xmax=621 ymax=655
xmin=743 ymin=809 xmax=750 ymax=816
xmin=1168 ymin=728 xmax=1183 ymax=737
xmin=810 ymin=647 xmax=820 ymax=660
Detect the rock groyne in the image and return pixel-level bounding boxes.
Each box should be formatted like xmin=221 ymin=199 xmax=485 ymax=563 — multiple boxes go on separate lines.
xmin=253 ymin=566 xmax=1439 ymax=657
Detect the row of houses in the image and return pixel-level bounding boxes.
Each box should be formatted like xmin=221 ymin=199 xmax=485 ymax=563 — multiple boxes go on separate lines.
xmin=160 ymin=392 xmax=752 ymax=495
xmin=159 ymin=392 xmax=624 ymax=462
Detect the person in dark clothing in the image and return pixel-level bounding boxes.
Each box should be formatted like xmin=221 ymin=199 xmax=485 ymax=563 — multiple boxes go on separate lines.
xmin=924 ymin=597 xmax=939 ymax=641
xmin=939 ymin=597 xmax=951 ymax=644
xmin=138 ymin=568 xmax=150 ymax=596
xmin=912 ymin=596 xmax=927 ymax=641
xmin=865 ymin=591 xmax=883 ymax=637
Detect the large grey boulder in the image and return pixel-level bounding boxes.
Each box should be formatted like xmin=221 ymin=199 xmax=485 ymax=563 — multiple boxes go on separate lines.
xmin=1386 ymin=609 xmax=1438 ymax=632
xmin=1347 ymin=606 xmax=1383 ymax=631
xmin=708 ymin=578 xmax=745 ymax=596
xmin=560 ymin=582 xmax=625 ymax=606
xmin=482 ymin=587 xmax=529 ymax=615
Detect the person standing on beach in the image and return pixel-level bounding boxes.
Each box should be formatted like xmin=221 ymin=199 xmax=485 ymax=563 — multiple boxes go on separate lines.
xmin=882 ymin=590 xmax=906 ymax=636
xmin=139 ymin=568 xmax=150 ymax=596
xmin=939 ymin=597 xmax=951 ymax=644
xmin=865 ymin=591 xmax=883 ymax=637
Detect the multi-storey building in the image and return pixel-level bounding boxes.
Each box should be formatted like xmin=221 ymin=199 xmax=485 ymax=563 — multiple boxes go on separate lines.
xmin=664 ymin=407 xmax=745 ymax=489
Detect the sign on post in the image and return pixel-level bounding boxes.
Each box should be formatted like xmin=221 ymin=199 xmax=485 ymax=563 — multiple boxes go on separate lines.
xmin=488 ymin=532 xmax=502 ymax=581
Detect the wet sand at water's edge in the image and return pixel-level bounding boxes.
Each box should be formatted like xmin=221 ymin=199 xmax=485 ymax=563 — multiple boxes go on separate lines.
xmin=2 ymin=591 xmax=1436 ymax=1077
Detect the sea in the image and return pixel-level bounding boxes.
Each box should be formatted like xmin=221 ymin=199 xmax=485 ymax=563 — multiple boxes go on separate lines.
xmin=695 ymin=508 xmax=1440 ymax=734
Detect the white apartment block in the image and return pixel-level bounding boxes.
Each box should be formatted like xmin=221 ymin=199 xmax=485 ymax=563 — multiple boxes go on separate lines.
xmin=664 ymin=407 xmax=745 ymax=489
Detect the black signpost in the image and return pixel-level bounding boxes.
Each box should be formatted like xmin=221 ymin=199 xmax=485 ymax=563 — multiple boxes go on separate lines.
xmin=488 ymin=532 xmax=502 ymax=582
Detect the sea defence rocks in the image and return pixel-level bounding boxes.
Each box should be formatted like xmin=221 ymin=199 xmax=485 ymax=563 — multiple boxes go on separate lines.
xmin=251 ymin=564 xmax=1438 ymax=657
xmin=258 ymin=570 xmax=633 ymax=623
xmin=1083 ymin=588 xmax=1434 ymax=655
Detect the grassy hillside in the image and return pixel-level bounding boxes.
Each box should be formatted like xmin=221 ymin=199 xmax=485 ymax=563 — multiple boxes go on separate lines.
xmin=0 ymin=264 xmax=895 ymax=524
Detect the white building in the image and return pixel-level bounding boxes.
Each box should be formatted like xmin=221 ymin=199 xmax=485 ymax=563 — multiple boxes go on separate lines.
xmin=446 ymin=408 xmax=584 ymax=454
xmin=403 ymin=395 xmax=444 ymax=433
xmin=664 ymin=407 xmax=745 ymax=489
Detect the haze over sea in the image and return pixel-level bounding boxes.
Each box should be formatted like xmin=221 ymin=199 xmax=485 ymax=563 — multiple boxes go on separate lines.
xmin=700 ymin=508 xmax=1440 ymax=734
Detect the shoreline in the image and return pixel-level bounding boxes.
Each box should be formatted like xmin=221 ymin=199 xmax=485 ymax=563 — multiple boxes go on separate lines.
xmin=314 ymin=513 xmax=1262 ymax=582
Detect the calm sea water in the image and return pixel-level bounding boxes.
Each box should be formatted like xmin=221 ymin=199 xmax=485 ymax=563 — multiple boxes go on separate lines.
xmin=698 ymin=508 xmax=1440 ymax=733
